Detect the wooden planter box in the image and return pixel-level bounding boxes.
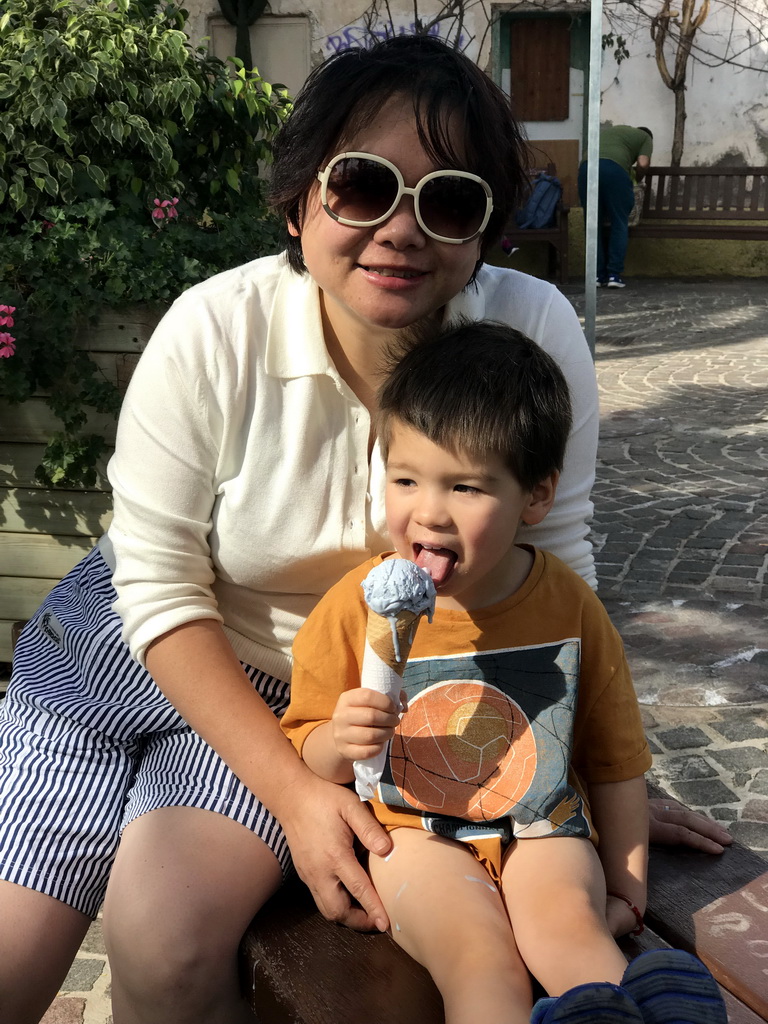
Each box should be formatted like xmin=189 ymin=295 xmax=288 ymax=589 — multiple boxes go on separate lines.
xmin=0 ymin=308 xmax=162 ymax=663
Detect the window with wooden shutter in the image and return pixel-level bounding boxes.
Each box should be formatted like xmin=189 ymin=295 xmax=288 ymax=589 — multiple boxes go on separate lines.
xmin=509 ymin=17 xmax=571 ymax=121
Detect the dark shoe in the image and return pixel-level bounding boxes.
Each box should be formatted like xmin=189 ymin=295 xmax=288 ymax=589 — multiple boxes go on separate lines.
xmin=622 ymin=949 xmax=727 ymax=1024
xmin=597 ymin=277 xmax=608 ymax=287
xmin=607 ymin=275 xmax=626 ymax=288
xmin=530 ymin=982 xmax=644 ymax=1023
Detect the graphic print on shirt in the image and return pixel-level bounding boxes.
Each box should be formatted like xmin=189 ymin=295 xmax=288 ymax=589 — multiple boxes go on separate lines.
xmin=377 ymin=640 xmax=591 ymax=840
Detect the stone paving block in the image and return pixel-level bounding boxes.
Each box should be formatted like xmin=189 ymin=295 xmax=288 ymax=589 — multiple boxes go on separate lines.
xmin=743 ymin=799 xmax=768 ymax=822
xmin=709 ymin=746 xmax=768 ymax=772
xmin=670 ymin=779 xmax=739 ymax=806
xmin=728 ymin=820 xmax=768 ymax=852
xmin=749 ymin=770 xmax=768 ymax=796
xmin=40 ymin=998 xmax=86 ymax=1024
xmin=712 ymin=716 xmax=768 ymax=742
xmin=711 ymin=807 xmax=739 ymax=822
xmin=79 ymin=918 xmax=106 ymax=955
xmin=654 ymin=726 xmax=711 ymax=750
xmin=61 ymin=958 xmax=105 ymax=993
xmin=654 ymin=754 xmax=717 ymax=782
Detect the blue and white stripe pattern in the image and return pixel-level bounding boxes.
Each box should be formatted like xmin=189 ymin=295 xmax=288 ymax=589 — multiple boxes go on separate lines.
xmin=0 ymin=547 xmax=292 ymax=918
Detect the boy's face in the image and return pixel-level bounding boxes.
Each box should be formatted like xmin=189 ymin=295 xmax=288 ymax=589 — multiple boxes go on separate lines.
xmin=384 ymin=420 xmax=556 ymax=610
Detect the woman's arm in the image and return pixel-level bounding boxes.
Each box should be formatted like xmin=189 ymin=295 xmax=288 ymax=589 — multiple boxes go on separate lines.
xmin=589 ymin=776 xmax=649 ymax=937
xmin=145 ymin=618 xmax=391 ymax=931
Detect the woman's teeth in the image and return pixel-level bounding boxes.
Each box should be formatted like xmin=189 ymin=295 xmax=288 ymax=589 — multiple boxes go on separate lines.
xmin=366 ymin=267 xmax=420 ymax=279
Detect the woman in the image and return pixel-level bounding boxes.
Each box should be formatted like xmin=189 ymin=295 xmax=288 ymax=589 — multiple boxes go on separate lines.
xmin=0 ymin=35 xmax=724 ymax=1024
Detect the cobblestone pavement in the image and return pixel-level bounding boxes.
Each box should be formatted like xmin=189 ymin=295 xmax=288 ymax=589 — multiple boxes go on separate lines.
xmin=26 ymin=278 xmax=768 ymax=1021
xmin=564 ymin=278 xmax=768 ymax=856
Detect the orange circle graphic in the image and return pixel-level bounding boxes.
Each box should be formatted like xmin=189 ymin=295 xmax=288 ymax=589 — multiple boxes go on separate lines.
xmin=389 ymin=680 xmax=536 ymax=820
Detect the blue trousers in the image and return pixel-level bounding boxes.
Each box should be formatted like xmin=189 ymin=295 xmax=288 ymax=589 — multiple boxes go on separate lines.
xmin=578 ymin=159 xmax=635 ymax=278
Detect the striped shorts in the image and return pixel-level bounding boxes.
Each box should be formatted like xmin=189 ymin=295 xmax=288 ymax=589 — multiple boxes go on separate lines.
xmin=0 ymin=547 xmax=292 ymax=918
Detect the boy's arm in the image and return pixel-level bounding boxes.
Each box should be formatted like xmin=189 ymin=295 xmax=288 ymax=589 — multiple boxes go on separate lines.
xmin=589 ymin=775 xmax=649 ymax=937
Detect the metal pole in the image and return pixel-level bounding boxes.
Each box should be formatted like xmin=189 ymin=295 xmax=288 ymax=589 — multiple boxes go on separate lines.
xmin=584 ymin=0 xmax=604 ymax=357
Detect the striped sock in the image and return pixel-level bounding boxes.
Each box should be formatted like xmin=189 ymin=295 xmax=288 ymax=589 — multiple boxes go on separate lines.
xmin=530 ymin=983 xmax=644 ymax=1023
xmin=622 ymin=949 xmax=727 ymax=1024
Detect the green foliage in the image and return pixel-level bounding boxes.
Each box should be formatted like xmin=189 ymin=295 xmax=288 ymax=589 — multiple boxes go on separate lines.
xmin=602 ymin=32 xmax=630 ymax=66
xmin=0 ymin=0 xmax=291 ymax=486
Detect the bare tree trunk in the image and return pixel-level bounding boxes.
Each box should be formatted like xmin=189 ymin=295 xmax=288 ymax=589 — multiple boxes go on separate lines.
xmin=671 ymin=85 xmax=686 ymax=166
xmin=651 ymin=0 xmax=710 ymax=165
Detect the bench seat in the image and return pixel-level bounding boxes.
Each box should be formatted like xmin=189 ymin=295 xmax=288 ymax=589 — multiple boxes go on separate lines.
xmin=241 ymin=794 xmax=768 ymax=1023
xmin=630 ymin=166 xmax=768 ymax=242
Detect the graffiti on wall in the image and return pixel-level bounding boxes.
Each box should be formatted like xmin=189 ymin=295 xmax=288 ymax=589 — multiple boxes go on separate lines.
xmin=325 ymin=20 xmax=466 ymax=54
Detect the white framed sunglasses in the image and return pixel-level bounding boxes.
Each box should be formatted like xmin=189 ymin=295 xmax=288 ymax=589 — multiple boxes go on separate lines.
xmin=316 ymin=151 xmax=494 ymax=244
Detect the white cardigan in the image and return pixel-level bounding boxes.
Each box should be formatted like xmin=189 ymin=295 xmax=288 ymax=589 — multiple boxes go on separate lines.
xmin=105 ymin=255 xmax=598 ymax=681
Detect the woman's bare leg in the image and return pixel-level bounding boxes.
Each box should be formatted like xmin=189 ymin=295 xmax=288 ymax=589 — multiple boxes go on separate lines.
xmin=0 ymin=881 xmax=91 ymax=1024
xmin=501 ymin=837 xmax=627 ymax=996
xmin=103 ymin=806 xmax=283 ymax=1024
xmin=368 ymin=828 xmax=532 ymax=1024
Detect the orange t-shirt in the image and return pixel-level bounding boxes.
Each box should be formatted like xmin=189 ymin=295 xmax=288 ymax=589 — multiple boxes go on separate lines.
xmin=283 ymin=548 xmax=651 ymax=848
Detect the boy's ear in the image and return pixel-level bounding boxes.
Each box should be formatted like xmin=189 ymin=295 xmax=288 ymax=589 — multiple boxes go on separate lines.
xmin=520 ymin=472 xmax=559 ymax=526
xmin=286 ymin=218 xmax=300 ymax=238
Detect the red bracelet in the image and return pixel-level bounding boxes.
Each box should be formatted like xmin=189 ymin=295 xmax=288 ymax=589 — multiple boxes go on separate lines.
xmin=607 ymin=891 xmax=645 ymax=936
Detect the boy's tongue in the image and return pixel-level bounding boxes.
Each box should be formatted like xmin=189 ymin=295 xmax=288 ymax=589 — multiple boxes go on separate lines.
xmin=415 ymin=546 xmax=456 ymax=587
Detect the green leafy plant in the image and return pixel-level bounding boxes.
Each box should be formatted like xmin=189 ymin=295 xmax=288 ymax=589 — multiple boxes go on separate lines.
xmin=0 ymin=0 xmax=291 ymax=486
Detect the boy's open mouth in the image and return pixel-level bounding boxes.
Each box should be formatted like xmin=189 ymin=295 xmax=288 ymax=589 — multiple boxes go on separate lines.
xmin=413 ymin=543 xmax=457 ymax=588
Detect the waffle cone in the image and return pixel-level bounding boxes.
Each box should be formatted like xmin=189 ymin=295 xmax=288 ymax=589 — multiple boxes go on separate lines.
xmin=366 ymin=609 xmax=422 ymax=675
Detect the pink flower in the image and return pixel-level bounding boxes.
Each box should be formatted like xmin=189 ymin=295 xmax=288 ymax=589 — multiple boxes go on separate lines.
xmin=0 ymin=305 xmax=15 ymax=328
xmin=151 ymin=198 xmax=180 ymax=222
xmin=0 ymin=333 xmax=16 ymax=358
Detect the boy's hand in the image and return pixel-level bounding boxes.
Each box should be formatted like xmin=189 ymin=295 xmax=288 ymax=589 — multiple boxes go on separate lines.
xmin=332 ymin=687 xmax=402 ymax=761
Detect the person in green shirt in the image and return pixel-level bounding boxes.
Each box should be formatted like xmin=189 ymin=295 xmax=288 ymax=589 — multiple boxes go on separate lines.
xmin=578 ymin=125 xmax=653 ymax=287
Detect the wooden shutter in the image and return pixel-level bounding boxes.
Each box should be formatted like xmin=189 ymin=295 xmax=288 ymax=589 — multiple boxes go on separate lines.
xmin=509 ymin=18 xmax=571 ymax=122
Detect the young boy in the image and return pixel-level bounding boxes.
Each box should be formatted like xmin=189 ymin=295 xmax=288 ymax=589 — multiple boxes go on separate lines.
xmin=281 ymin=322 xmax=726 ymax=1024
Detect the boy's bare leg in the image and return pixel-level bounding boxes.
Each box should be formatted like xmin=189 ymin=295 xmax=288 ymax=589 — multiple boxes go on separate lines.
xmin=501 ymin=836 xmax=627 ymax=996
xmin=0 ymin=881 xmax=91 ymax=1024
xmin=368 ymin=827 xmax=532 ymax=1024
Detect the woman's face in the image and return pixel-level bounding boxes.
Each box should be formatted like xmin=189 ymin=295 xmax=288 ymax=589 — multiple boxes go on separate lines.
xmin=289 ymin=95 xmax=483 ymax=342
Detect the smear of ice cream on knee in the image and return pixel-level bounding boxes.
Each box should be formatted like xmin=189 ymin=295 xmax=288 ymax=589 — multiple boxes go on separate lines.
xmin=465 ymin=874 xmax=497 ymax=892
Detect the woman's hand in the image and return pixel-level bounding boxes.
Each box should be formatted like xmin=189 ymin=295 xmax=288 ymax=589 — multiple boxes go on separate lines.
xmin=278 ymin=772 xmax=393 ymax=932
xmin=648 ymin=797 xmax=732 ymax=854
xmin=332 ymin=687 xmax=402 ymax=762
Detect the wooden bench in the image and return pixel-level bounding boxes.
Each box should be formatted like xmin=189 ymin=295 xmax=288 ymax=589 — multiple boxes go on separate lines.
xmin=241 ymin=787 xmax=768 ymax=1024
xmin=630 ymin=166 xmax=768 ymax=241
xmin=501 ymin=163 xmax=570 ymax=285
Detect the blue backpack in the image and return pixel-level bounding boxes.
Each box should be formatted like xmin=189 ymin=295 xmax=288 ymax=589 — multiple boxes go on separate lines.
xmin=514 ymin=172 xmax=562 ymax=229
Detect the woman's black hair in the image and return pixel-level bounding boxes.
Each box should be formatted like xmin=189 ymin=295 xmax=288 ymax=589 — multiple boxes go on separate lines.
xmin=269 ymin=35 xmax=529 ymax=280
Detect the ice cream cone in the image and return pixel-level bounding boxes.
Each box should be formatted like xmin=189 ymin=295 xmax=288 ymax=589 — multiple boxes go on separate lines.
xmin=365 ymin=607 xmax=422 ymax=674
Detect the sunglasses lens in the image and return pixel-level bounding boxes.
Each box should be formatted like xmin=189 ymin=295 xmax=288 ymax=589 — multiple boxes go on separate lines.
xmin=419 ymin=175 xmax=488 ymax=240
xmin=324 ymin=158 xmax=399 ymax=223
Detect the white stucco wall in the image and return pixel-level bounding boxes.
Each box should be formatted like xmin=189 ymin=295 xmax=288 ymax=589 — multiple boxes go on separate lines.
xmin=600 ymin=0 xmax=768 ymax=165
xmin=182 ymin=0 xmax=767 ymax=166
